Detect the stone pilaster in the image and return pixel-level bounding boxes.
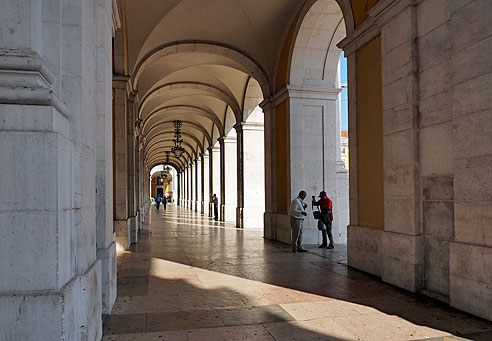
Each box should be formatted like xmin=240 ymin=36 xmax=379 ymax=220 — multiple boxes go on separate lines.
xmin=259 ymin=99 xmax=277 ymax=240
xmin=200 ymin=154 xmax=205 ymax=214
xmin=207 ymin=147 xmax=214 ymax=217
xmin=224 ymin=134 xmax=237 ymax=222
xmin=218 ymin=137 xmax=226 ymax=221
xmin=113 ymin=77 xmax=131 ymax=250
xmin=243 ymin=121 xmax=265 ymax=229
xmin=195 ymin=158 xmax=199 ymax=212
xmin=235 ymin=124 xmax=244 ymax=228
xmin=212 ymin=145 xmax=221 ymax=217
xmin=126 ymin=91 xmax=137 ymax=244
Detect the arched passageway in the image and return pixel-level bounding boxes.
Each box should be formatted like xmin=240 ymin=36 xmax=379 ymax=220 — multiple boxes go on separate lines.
xmin=2 ymin=0 xmax=492 ymax=338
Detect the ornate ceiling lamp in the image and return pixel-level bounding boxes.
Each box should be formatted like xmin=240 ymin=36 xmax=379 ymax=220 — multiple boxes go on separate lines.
xmin=171 ymin=120 xmax=185 ymax=158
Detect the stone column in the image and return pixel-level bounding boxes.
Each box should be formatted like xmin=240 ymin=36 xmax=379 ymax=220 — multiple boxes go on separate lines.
xmin=113 ymin=78 xmax=130 ymax=250
xmin=261 ymin=86 xmax=348 ymax=245
xmin=259 ymin=100 xmax=277 ymax=239
xmin=96 ymin=0 xmax=117 ymax=314
xmin=134 ymin=138 xmax=141 ymax=234
xmin=224 ymin=134 xmax=238 ymax=222
xmin=218 ymin=137 xmax=226 ymax=221
xmin=188 ymin=163 xmax=191 ymax=210
xmin=207 ymin=147 xmax=214 ymax=217
xmin=212 ymin=145 xmax=221 ymax=217
xmin=185 ymin=166 xmax=188 ymax=207
xmin=195 ymin=158 xmax=199 ymax=212
xmin=126 ymin=93 xmax=137 ymax=244
xmin=235 ymin=124 xmax=244 ymax=228
xmin=0 ymin=0 xmax=115 ymax=338
xmin=288 ymin=87 xmax=347 ymax=246
xmin=243 ymin=121 xmax=265 ymax=229
xmin=198 ymin=156 xmax=203 ymax=214
xmin=200 ymin=153 xmax=205 ymax=214
xmin=190 ymin=161 xmax=195 ymax=211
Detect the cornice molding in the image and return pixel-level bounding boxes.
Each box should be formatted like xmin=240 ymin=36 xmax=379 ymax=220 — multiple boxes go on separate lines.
xmin=0 ymin=51 xmax=70 ymax=119
xmin=337 ymin=0 xmax=416 ymax=56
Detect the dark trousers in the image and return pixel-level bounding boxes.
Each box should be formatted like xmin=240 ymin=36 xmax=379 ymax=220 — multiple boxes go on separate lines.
xmin=163 ymin=202 xmax=167 ymax=210
xmin=320 ymin=211 xmax=334 ymax=246
xmin=321 ymin=225 xmax=334 ymax=246
xmin=213 ymin=205 xmax=218 ymax=220
xmin=156 ymin=201 xmax=160 ymax=210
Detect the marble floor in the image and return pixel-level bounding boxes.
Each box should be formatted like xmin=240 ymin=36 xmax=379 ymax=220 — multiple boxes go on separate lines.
xmin=103 ymin=205 xmax=492 ymax=340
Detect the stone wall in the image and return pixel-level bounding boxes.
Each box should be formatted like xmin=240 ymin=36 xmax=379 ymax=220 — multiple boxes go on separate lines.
xmin=339 ymin=0 xmax=492 ymax=321
xmin=0 ymin=0 xmax=116 ymax=338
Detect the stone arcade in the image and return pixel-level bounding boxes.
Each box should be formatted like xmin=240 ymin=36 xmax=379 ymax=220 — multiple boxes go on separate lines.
xmin=1 ymin=0 xmax=491 ymax=339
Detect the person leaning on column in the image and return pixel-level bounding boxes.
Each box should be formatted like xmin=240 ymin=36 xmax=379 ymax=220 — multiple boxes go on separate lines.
xmin=289 ymin=190 xmax=309 ymax=253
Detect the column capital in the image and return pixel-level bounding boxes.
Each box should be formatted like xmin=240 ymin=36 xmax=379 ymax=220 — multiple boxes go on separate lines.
xmin=128 ymin=90 xmax=138 ymax=102
xmin=233 ymin=123 xmax=243 ymax=133
xmin=217 ymin=136 xmax=225 ymax=144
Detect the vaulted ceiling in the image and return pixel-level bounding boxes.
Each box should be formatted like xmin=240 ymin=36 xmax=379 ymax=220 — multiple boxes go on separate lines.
xmin=113 ymin=0 xmax=353 ymax=170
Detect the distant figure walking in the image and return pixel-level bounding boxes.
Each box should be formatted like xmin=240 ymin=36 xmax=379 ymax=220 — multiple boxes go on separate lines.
xmin=162 ymin=196 xmax=167 ymax=210
xmin=312 ymin=191 xmax=334 ymax=249
xmin=212 ymin=194 xmax=219 ymax=221
xmin=156 ymin=194 xmax=162 ymax=210
xmin=289 ymin=190 xmax=308 ymax=253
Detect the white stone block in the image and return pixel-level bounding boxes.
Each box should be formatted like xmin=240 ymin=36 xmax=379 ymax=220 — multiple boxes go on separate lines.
xmin=384 ymin=197 xmax=417 ymax=235
xmin=454 ymin=202 xmax=492 ymax=247
xmin=454 ymin=110 xmax=492 ymax=159
xmin=347 ymin=225 xmax=382 ymax=276
xmin=381 ymin=7 xmax=413 ymax=55
xmin=420 ymin=122 xmax=454 ymax=176
xmin=419 ymin=61 xmax=451 ymax=101
xmin=423 ymin=201 xmax=454 ymax=239
xmin=454 ymin=155 xmax=492 ymax=202
xmin=418 ymin=24 xmax=451 ymax=72
xmin=450 ymin=241 xmax=492 ymax=320
xmin=419 ymin=91 xmax=452 ymax=128
xmin=417 ymin=0 xmax=450 ymax=37
xmin=450 ymin=0 xmax=492 ymax=51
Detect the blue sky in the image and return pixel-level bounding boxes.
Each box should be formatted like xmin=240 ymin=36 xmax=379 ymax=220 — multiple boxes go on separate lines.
xmin=340 ymin=51 xmax=348 ymax=131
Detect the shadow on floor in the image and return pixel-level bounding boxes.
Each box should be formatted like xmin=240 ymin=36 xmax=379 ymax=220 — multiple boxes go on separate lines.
xmin=104 ymin=206 xmax=492 ymax=340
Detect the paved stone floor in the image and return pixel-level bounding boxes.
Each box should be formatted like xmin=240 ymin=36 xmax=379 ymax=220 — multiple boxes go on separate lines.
xmin=103 ymin=205 xmax=492 ymax=340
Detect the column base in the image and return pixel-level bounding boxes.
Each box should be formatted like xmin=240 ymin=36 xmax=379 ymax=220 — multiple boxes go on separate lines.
xmin=114 ymin=219 xmax=130 ymax=250
xmin=347 ymin=225 xmax=382 ymax=277
xmin=128 ymin=216 xmax=137 ymax=244
xmin=220 ymin=204 xmax=225 ymax=221
xmin=236 ymin=207 xmax=243 ymax=228
xmin=97 ymin=240 xmax=117 ymax=314
xmin=201 ymin=201 xmax=204 ymax=215
xmin=450 ymin=242 xmax=492 ymax=321
xmin=0 ymin=261 xmax=102 ymax=341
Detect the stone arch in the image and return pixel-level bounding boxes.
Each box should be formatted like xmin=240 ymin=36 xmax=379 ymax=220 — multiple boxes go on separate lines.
xmin=288 ymin=0 xmax=347 ymax=88
xmin=145 ymin=131 xmax=204 ymax=156
xmin=131 ymin=41 xmax=272 ymax=99
xmin=142 ymin=105 xmax=225 ymax=137
xmin=138 ymin=81 xmax=242 ymax=124
xmin=145 ymin=120 xmax=212 ymax=148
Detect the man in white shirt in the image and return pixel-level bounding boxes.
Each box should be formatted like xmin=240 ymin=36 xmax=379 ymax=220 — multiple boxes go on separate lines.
xmin=289 ymin=190 xmax=308 ymax=253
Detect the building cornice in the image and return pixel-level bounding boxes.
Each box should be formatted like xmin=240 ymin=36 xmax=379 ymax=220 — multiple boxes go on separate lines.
xmin=337 ymin=0 xmax=416 ymax=56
